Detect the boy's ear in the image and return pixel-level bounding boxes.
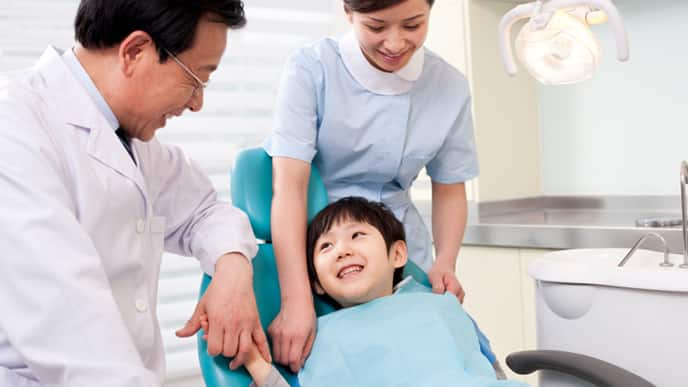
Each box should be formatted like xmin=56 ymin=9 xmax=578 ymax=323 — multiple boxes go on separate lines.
xmin=389 ymin=240 xmax=408 ymax=268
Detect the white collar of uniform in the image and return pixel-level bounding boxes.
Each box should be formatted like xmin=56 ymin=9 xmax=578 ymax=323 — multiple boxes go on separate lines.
xmin=338 ymin=30 xmax=424 ymax=96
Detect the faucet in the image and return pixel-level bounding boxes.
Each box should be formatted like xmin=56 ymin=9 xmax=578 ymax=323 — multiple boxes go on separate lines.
xmin=620 ymin=161 xmax=688 ymax=268
xmin=618 ymin=232 xmax=672 ymax=267
xmin=681 ymin=161 xmax=688 ymax=268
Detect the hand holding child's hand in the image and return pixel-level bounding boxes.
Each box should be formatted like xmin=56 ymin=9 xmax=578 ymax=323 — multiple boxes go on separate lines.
xmin=202 ymin=314 xmax=275 ymax=384
xmin=176 ymin=254 xmax=270 ymax=371
xmin=200 ymin=314 xmax=265 ymax=365
xmin=428 ymin=262 xmax=466 ymax=303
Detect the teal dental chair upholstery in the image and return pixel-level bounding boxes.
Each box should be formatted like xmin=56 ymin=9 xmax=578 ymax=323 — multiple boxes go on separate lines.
xmin=196 ymin=148 xmax=430 ymax=387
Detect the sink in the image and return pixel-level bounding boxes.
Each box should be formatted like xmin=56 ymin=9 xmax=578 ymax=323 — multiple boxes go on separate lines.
xmin=530 ymin=248 xmax=688 ymax=387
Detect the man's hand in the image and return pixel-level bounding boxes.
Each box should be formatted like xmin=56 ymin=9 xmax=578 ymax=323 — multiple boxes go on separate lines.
xmin=268 ymin=296 xmax=316 ymax=373
xmin=175 ymin=253 xmax=270 ymax=369
xmin=428 ymin=261 xmax=466 ymax=303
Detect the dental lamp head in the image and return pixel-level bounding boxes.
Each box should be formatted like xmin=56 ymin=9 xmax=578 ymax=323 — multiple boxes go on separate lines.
xmin=499 ymin=0 xmax=629 ymax=85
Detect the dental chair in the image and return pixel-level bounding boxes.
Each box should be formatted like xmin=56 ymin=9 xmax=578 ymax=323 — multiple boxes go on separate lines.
xmin=196 ymin=147 xmax=654 ymax=387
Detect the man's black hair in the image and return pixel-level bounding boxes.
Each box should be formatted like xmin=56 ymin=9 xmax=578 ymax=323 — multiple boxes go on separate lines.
xmin=343 ymin=0 xmax=435 ymax=13
xmin=74 ymin=0 xmax=246 ymax=62
xmin=306 ymin=197 xmax=406 ymax=299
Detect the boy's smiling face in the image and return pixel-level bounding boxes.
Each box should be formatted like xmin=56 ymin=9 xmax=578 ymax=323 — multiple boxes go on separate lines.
xmin=312 ymin=219 xmax=407 ymax=307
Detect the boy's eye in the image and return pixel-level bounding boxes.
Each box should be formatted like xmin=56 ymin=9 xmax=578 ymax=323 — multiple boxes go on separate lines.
xmin=405 ymin=24 xmax=421 ymax=30
xmin=318 ymin=242 xmax=332 ymax=251
xmin=352 ymin=231 xmax=366 ymax=239
xmin=366 ymin=25 xmax=384 ymax=32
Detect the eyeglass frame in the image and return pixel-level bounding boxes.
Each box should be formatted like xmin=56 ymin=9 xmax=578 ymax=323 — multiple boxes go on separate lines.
xmin=163 ymin=48 xmax=208 ymax=97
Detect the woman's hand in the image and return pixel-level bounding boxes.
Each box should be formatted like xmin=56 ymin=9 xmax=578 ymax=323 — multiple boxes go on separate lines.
xmin=268 ymin=297 xmax=317 ymax=373
xmin=428 ymin=261 xmax=465 ymax=303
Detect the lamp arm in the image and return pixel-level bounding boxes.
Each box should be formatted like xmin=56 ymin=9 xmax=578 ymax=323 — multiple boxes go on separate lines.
xmin=498 ymin=3 xmax=538 ymax=76
xmin=545 ymin=0 xmax=629 ymax=61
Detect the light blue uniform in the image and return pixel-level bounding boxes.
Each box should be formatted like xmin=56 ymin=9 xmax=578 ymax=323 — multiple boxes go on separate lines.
xmin=264 ymin=32 xmax=479 ymax=271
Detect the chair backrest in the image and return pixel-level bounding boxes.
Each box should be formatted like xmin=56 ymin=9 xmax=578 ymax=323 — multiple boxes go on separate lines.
xmin=197 ymin=147 xmax=430 ymax=386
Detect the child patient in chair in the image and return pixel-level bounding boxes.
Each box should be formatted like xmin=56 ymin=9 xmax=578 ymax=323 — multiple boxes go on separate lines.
xmin=202 ymin=197 xmax=529 ymax=387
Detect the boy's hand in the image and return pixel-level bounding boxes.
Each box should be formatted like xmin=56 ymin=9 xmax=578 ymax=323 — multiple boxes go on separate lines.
xmin=268 ymin=298 xmax=316 ymax=373
xmin=428 ymin=262 xmax=466 ymax=303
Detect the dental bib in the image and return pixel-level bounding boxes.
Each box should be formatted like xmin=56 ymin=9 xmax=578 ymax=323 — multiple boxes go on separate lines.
xmin=298 ymin=282 xmax=526 ymax=387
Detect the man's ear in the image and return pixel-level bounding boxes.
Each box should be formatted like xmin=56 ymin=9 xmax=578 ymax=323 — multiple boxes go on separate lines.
xmin=118 ymin=30 xmax=154 ymax=76
xmin=313 ymin=281 xmax=326 ymax=295
xmin=390 ymin=240 xmax=408 ymax=268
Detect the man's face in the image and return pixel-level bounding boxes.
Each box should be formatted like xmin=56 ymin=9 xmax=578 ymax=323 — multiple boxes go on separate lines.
xmin=123 ymin=17 xmax=228 ymax=141
xmin=348 ymin=0 xmax=430 ymax=72
xmin=312 ymin=219 xmax=406 ymax=307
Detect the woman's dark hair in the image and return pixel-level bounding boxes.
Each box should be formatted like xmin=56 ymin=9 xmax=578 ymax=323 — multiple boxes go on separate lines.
xmin=306 ymin=197 xmax=406 ymax=299
xmin=343 ymin=0 xmax=434 ymax=13
xmin=74 ymin=0 xmax=246 ymax=62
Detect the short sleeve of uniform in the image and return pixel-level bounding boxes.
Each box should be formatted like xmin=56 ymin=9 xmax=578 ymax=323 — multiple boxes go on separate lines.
xmin=426 ymin=75 xmax=479 ymax=184
xmin=263 ymin=47 xmax=323 ymax=163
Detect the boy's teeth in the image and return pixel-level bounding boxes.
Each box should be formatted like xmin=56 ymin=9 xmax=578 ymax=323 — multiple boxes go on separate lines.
xmin=339 ymin=265 xmax=363 ymax=278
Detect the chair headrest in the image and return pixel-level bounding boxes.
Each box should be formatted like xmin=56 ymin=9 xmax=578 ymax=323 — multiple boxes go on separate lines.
xmin=231 ymin=148 xmax=329 ymax=241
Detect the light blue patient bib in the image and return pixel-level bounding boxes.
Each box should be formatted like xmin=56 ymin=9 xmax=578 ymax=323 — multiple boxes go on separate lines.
xmin=298 ymin=290 xmax=528 ymax=387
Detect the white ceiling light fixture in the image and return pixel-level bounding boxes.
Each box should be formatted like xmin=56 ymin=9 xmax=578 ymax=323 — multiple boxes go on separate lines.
xmin=499 ymin=0 xmax=629 ymax=85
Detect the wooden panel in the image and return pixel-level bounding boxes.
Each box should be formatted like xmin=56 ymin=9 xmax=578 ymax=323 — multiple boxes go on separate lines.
xmin=456 ymin=246 xmax=528 ymax=382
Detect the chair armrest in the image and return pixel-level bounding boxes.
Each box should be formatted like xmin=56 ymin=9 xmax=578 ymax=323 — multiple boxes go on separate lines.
xmin=506 ymin=350 xmax=655 ymax=387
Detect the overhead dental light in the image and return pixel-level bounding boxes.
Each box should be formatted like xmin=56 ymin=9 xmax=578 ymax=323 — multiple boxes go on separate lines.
xmin=499 ymin=0 xmax=629 ymax=85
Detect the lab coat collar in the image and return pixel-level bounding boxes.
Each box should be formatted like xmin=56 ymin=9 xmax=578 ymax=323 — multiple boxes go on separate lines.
xmin=34 ymin=46 xmax=144 ymax=192
xmin=338 ymin=30 xmax=424 ymax=96
xmin=62 ymin=48 xmax=119 ymax=130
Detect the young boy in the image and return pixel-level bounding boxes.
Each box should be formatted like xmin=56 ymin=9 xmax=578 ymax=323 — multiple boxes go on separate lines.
xmin=203 ymin=197 xmax=528 ymax=387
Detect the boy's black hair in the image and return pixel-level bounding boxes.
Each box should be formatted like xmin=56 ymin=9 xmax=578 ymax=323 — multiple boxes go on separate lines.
xmin=74 ymin=0 xmax=246 ymax=62
xmin=306 ymin=197 xmax=406 ymax=297
xmin=343 ymin=0 xmax=435 ymax=13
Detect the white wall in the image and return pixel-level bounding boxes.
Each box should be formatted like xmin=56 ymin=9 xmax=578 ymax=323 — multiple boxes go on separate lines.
xmin=539 ymin=0 xmax=688 ymax=195
xmin=468 ymin=0 xmax=542 ymax=201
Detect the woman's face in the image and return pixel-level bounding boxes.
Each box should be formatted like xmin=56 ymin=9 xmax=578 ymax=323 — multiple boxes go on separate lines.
xmin=347 ymin=0 xmax=431 ymax=72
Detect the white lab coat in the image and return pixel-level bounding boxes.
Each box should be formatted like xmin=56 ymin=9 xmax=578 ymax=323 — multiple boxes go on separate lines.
xmin=0 ymin=47 xmax=258 ymax=386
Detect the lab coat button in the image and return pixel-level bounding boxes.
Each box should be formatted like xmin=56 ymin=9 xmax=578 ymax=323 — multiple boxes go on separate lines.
xmin=136 ymin=219 xmax=145 ymax=233
xmin=135 ymin=299 xmax=148 ymax=313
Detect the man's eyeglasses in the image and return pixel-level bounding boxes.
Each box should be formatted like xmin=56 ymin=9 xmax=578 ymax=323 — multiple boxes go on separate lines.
xmin=164 ymin=48 xmax=207 ymax=97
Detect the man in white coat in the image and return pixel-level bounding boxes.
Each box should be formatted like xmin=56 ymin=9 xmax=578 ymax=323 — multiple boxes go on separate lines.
xmin=0 ymin=1 xmax=271 ymax=385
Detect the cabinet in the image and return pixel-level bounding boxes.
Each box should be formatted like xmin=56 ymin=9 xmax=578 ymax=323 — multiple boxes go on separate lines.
xmin=456 ymin=246 xmax=554 ymax=386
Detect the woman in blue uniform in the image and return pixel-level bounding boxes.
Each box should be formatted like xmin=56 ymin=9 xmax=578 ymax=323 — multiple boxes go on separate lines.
xmin=263 ymin=0 xmax=479 ymax=372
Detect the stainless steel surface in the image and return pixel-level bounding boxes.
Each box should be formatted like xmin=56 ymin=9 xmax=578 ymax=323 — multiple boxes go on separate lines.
xmin=635 ymin=217 xmax=682 ymax=228
xmin=618 ymin=232 xmax=671 ymax=267
xmin=681 ymin=161 xmax=688 ymax=267
xmin=460 ymin=195 xmax=685 ymax=253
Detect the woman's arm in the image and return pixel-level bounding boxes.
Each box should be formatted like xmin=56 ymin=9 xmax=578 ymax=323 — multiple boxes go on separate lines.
xmin=269 ymin=156 xmax=317 ymax=372
xmin=429 ymin=181 xmax=468 ymax=302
